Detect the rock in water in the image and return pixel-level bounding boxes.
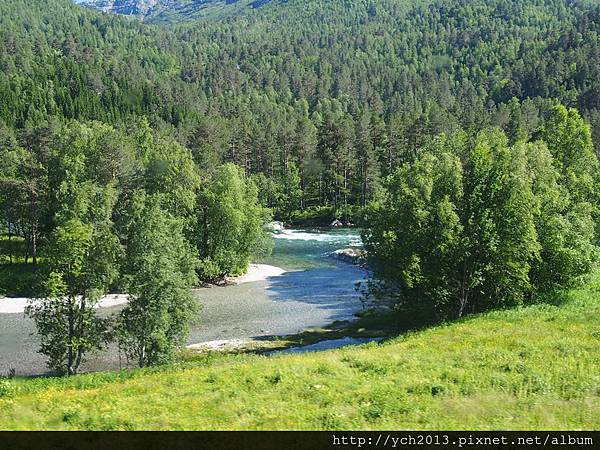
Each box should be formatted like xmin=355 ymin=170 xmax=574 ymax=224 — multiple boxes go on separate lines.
xmin=330 ymin=248 xmax=366 ymax=265
xmin=264 ymin=221 xmax=285 ymax=232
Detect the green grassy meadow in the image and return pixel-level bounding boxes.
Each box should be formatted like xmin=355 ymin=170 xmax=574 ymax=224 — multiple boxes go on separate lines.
xmin=1 ymin=277 xmax=599 ymax=430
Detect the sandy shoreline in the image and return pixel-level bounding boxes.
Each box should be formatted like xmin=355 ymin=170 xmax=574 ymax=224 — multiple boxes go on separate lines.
xmin=0 ymin=264 xmax=286 ymax=315
xmin=229 ymin=264 xmax=286 ymax=284
xmin=0 ymin=294 xmax=130 ymax=315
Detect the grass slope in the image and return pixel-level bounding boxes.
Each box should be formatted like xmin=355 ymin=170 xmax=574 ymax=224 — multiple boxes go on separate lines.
xmin=1 ymin=278 xmax=599 ymax=430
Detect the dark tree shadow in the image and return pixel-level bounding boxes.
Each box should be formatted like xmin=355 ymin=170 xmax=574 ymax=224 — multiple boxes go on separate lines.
xmin=264 ymin=263 xmax=368 ymax=322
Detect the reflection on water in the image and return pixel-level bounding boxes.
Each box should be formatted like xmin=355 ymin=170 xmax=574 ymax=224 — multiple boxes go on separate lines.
xmin=0 ymin=228 xmax=367 ymax=376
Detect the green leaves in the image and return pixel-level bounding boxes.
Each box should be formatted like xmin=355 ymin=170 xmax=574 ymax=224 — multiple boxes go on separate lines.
xmin=118 ymin=192 xmax=199 ymax=368
xmin=196 ymin=163 xmax=271 ymax=281
xmin=540 ymin=105 xmax=599 ymax=206
xmin=26 ymin=217 xmax=120 ymax=375
xmin=17 ymin=119 xmax=274 ymax=373
xmin=364 ymin=148 xmax=464 ymax=321
xmin=48 ymin=219 xmax=93 ymax=281
xmin=21 ymin=120 xmax=126 ymax=375
xmin=463 ymin=131 xmax=540 ymax=313
xmin=364 ymin=124 xmax=599 ymax=322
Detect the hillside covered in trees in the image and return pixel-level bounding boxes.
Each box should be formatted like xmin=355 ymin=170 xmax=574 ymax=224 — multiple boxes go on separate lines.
xmin=1 ymin=0 xmax=600 ymax=378
xmin=3 ymin=0 xmax=600 ymax=215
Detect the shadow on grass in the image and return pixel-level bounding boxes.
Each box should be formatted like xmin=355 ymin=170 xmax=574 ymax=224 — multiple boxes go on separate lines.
xmin=0 ymin=263 xmax=45 ymax=298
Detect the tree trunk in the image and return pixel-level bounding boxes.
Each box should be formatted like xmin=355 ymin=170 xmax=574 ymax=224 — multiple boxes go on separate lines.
xmin=458 ymin=291 xmax=469 ymax=319
xmin=24 ymin=229 xmax=30 ymax=265
xmin=343 ymin=166 xmax=348 ymax=221
xmin=319 ymin=174 xmax=323 ymax=205
xmin=201 ymin=207 xmax=210 ymax=260
xmin=72 ymin=297 xmax=86 ymax=374
xmin=139 ymin=344 xmax=146 ymax=368
xmin=7 ymin=225 xmax=12 ymax=265
xmin=458 ymin=262 xmax=473 ymax=319
xmin=361 ymin=159 xmax=367 ymax=207
xmin=31 ymin=220 xmax=38 ymax=267
xmin=74 ymin=347 xmax=84 ymax=375
xmin=67 ymin=297 xmax=75 ymax=376
xmin=29 ymin=178 xmax=39 ymax=267
xmin=300 ymin=170 xmax=305 ymax=210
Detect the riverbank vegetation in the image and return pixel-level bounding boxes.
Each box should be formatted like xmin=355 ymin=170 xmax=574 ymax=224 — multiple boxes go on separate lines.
xmin=362 ymin=105 xmax=600 ymax=323
xmin=0 ymin=119 xmax=270 ymax=374
xmin=1 ymin=276 xmax=598 ymax=430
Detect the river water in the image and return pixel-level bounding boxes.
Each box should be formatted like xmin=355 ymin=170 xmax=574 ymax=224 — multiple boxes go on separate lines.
xmin=0 ymin=228 xmax=367 ymax=376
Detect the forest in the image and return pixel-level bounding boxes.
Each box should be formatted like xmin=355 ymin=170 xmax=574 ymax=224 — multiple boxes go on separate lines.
xmin=1 ymin=0 xmax=600 ymax=376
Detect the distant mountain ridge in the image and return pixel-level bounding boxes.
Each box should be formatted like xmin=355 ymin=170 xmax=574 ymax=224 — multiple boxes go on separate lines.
xmin=81 ymin=0 xmax=158 ymax=16
xmin=80 ymin=0 xmax=158 ymax=16
xmin=78 ymin=0 xmax=276 ymax=21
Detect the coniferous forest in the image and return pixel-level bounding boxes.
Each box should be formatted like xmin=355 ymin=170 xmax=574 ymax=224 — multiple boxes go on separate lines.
xmin=0 ymin=0 xmax=599 ymax=432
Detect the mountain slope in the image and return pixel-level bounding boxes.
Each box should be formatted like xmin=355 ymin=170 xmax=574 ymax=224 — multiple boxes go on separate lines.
xmin=79 ymin=0 xmax=158 ymax=16
xmin=79 ymin=0 xmax=278 ymax=21
xmin=5 ymin=0 xmax=600 ymax=192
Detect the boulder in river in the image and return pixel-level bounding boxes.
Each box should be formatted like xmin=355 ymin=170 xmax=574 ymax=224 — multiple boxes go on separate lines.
xmin=330 ymin=248 xmax=367 ymax=265
xmin=265 ymin=221 xmax=285 ymax=232
xmin=330 ymin=219 xmax=344 ymax=228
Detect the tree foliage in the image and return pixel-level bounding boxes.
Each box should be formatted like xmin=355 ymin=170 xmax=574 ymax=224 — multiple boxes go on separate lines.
xmin=11 ymin=119 xmax=267 ymax=373
xmin=196 ymin=163 xmax=270 ymax=280
xmin=2 ymin=0 xmax=600 ymax=372
xmin=5 ymin=0 xmax=600 ymax=217
xmin=26 ymin=218 xmax=120 ymax=375
xmin=364 ymin=124 xmax=598 ymax=322
xmin=118 ymin=192 xmax=198 ymax=368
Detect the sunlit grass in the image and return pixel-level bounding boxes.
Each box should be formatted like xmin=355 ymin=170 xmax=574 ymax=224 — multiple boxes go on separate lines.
xmin=0 ymin=276 xmax=599 ymax=430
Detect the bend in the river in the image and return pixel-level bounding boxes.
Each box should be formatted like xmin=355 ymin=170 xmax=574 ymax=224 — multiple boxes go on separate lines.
xmin=0 ymin=228 xmax=367 ymax=376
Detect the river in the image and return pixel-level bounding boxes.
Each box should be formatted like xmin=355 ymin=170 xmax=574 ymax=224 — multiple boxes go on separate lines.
xmin=0 ymin=228 xmax=367 ymax=376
